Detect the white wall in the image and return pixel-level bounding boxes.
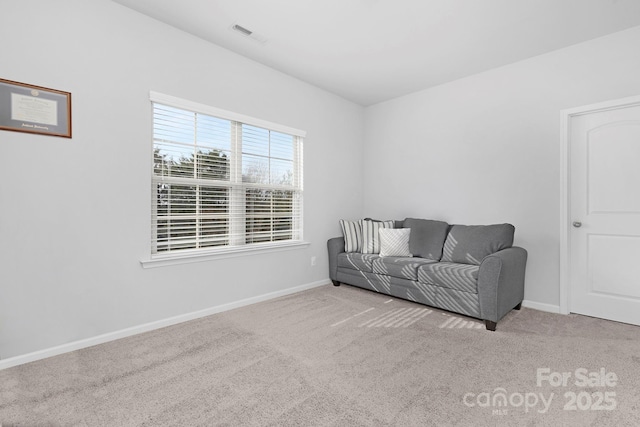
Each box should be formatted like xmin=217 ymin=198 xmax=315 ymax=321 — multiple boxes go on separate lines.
xmin=0 ymin=0 xmax=364 ymax=359
xmin=364 ymin=26 xmax=640 ymax=309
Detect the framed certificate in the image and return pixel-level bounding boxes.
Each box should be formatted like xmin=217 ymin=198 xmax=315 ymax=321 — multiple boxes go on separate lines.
xmin=0 ymin=78 xmax=72 ymax=138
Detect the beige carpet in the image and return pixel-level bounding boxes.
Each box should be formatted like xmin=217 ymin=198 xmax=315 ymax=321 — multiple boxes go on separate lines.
xmin=1 ymin=284 xmax=639 ymax=426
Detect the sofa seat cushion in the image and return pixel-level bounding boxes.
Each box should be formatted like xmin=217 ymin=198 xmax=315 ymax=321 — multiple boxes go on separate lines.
xmin=417 ymin=262 xmax=480 ymax=294
xmin=372 ymin=257 xmax=436 ymax=281
xmin=337 ymin=252 xmax=379 ymax=273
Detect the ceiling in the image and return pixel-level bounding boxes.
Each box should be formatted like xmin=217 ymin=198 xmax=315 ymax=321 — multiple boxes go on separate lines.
xmin=112 ymin=0 xmax=640 ymax=106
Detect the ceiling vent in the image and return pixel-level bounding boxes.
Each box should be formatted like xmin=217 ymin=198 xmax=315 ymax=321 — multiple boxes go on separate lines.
xmin=232 ymin=24 xmax=253 ymax=36
xmin=230 ymin=23 xmax=267 ymax=45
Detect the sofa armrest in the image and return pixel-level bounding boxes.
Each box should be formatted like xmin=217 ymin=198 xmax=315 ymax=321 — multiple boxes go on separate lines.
xmin=327 ymin=236 xmax=345 ymax=282
xmin=477 ymin=246 xmax=527 ymax=323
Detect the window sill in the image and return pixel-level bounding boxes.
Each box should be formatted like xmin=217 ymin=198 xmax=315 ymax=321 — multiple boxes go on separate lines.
xmin=139 ymin=241 xmax=311 ymax=269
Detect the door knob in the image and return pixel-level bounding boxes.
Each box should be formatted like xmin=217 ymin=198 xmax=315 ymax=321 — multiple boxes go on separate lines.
xmin=572 ymin=221 xmax=582 ymax=228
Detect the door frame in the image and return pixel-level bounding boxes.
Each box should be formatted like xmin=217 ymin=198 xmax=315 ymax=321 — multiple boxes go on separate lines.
xmin=559 ymin=95 xmax=640 ymax=315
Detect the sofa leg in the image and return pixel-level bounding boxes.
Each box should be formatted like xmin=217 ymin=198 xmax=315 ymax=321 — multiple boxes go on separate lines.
xmin=514 ymin=302 xmax=522 ymax=310
xmin=332 ymin=280 xmax=340 ymax=287
xmin=484 ymin=320 xmax=497 ymax=331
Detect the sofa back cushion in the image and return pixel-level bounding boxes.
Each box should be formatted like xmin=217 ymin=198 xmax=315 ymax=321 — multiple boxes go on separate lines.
xmin=441 ymin=224 xmax=515 ymax=265
xmin=403 ymin=218 xmax=450 ymax=261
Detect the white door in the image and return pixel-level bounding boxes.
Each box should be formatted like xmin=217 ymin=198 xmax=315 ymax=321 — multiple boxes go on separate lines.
xmin=568 ymin=100 xmax=640 ymax=326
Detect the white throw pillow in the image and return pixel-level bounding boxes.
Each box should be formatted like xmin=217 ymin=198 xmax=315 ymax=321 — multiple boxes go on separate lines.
xmin=339 ymin=219 xmax=363 ymax=253
xmin=379 ymin=228 xmax=412 ymax=257
xmin=361 ymin=219 xmax=395 ymax=254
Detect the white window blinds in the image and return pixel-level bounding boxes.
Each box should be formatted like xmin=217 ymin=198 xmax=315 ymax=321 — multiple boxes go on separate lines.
xmin=151 ymin=94 xmax=304 ymax=256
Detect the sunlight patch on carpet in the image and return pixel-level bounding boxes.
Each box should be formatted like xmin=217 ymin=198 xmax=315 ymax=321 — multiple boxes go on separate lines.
xmin=358 ymin=307 xmax=432 ymax=328
xmin=438 ymin=313 xmax=484 ymax=329
xmin=330 ymin=308 xmax=375 ymax=327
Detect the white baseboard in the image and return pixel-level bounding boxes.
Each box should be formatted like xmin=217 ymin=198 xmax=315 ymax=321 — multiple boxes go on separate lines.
xmin=522 ymin=299 xmax=561 ymax=314
xmin=0 ymin=280 xmax=329 ymax=371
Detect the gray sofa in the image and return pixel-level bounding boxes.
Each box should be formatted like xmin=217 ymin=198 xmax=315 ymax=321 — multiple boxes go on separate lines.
xmin=327 ymin=218 xmax=527 ymax=331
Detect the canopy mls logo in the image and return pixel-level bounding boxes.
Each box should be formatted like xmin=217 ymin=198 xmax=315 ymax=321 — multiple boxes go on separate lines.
xmin=463 ymin=367 xmax=618 ymax=415
xmin=463 ymin=388 xmax=553 ymax=415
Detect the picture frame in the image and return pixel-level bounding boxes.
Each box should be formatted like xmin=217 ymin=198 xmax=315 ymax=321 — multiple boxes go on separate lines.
xmin=0 ymin=78 xmax=72 ymax=138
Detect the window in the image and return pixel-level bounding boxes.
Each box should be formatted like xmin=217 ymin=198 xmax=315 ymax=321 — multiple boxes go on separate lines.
xmin=150 ymin=93 xmax=304 ymax=258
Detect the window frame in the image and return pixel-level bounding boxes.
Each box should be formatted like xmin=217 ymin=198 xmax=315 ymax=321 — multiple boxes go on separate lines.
xmin=141 ymin=92 xmax=308 ymax=268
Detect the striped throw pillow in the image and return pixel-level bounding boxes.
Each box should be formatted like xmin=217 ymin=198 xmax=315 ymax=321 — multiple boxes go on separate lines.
xmin=339 ymin=219 xmax=363 ymax=253
xmin=361 ymin=219 xmax=394 ymax=254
